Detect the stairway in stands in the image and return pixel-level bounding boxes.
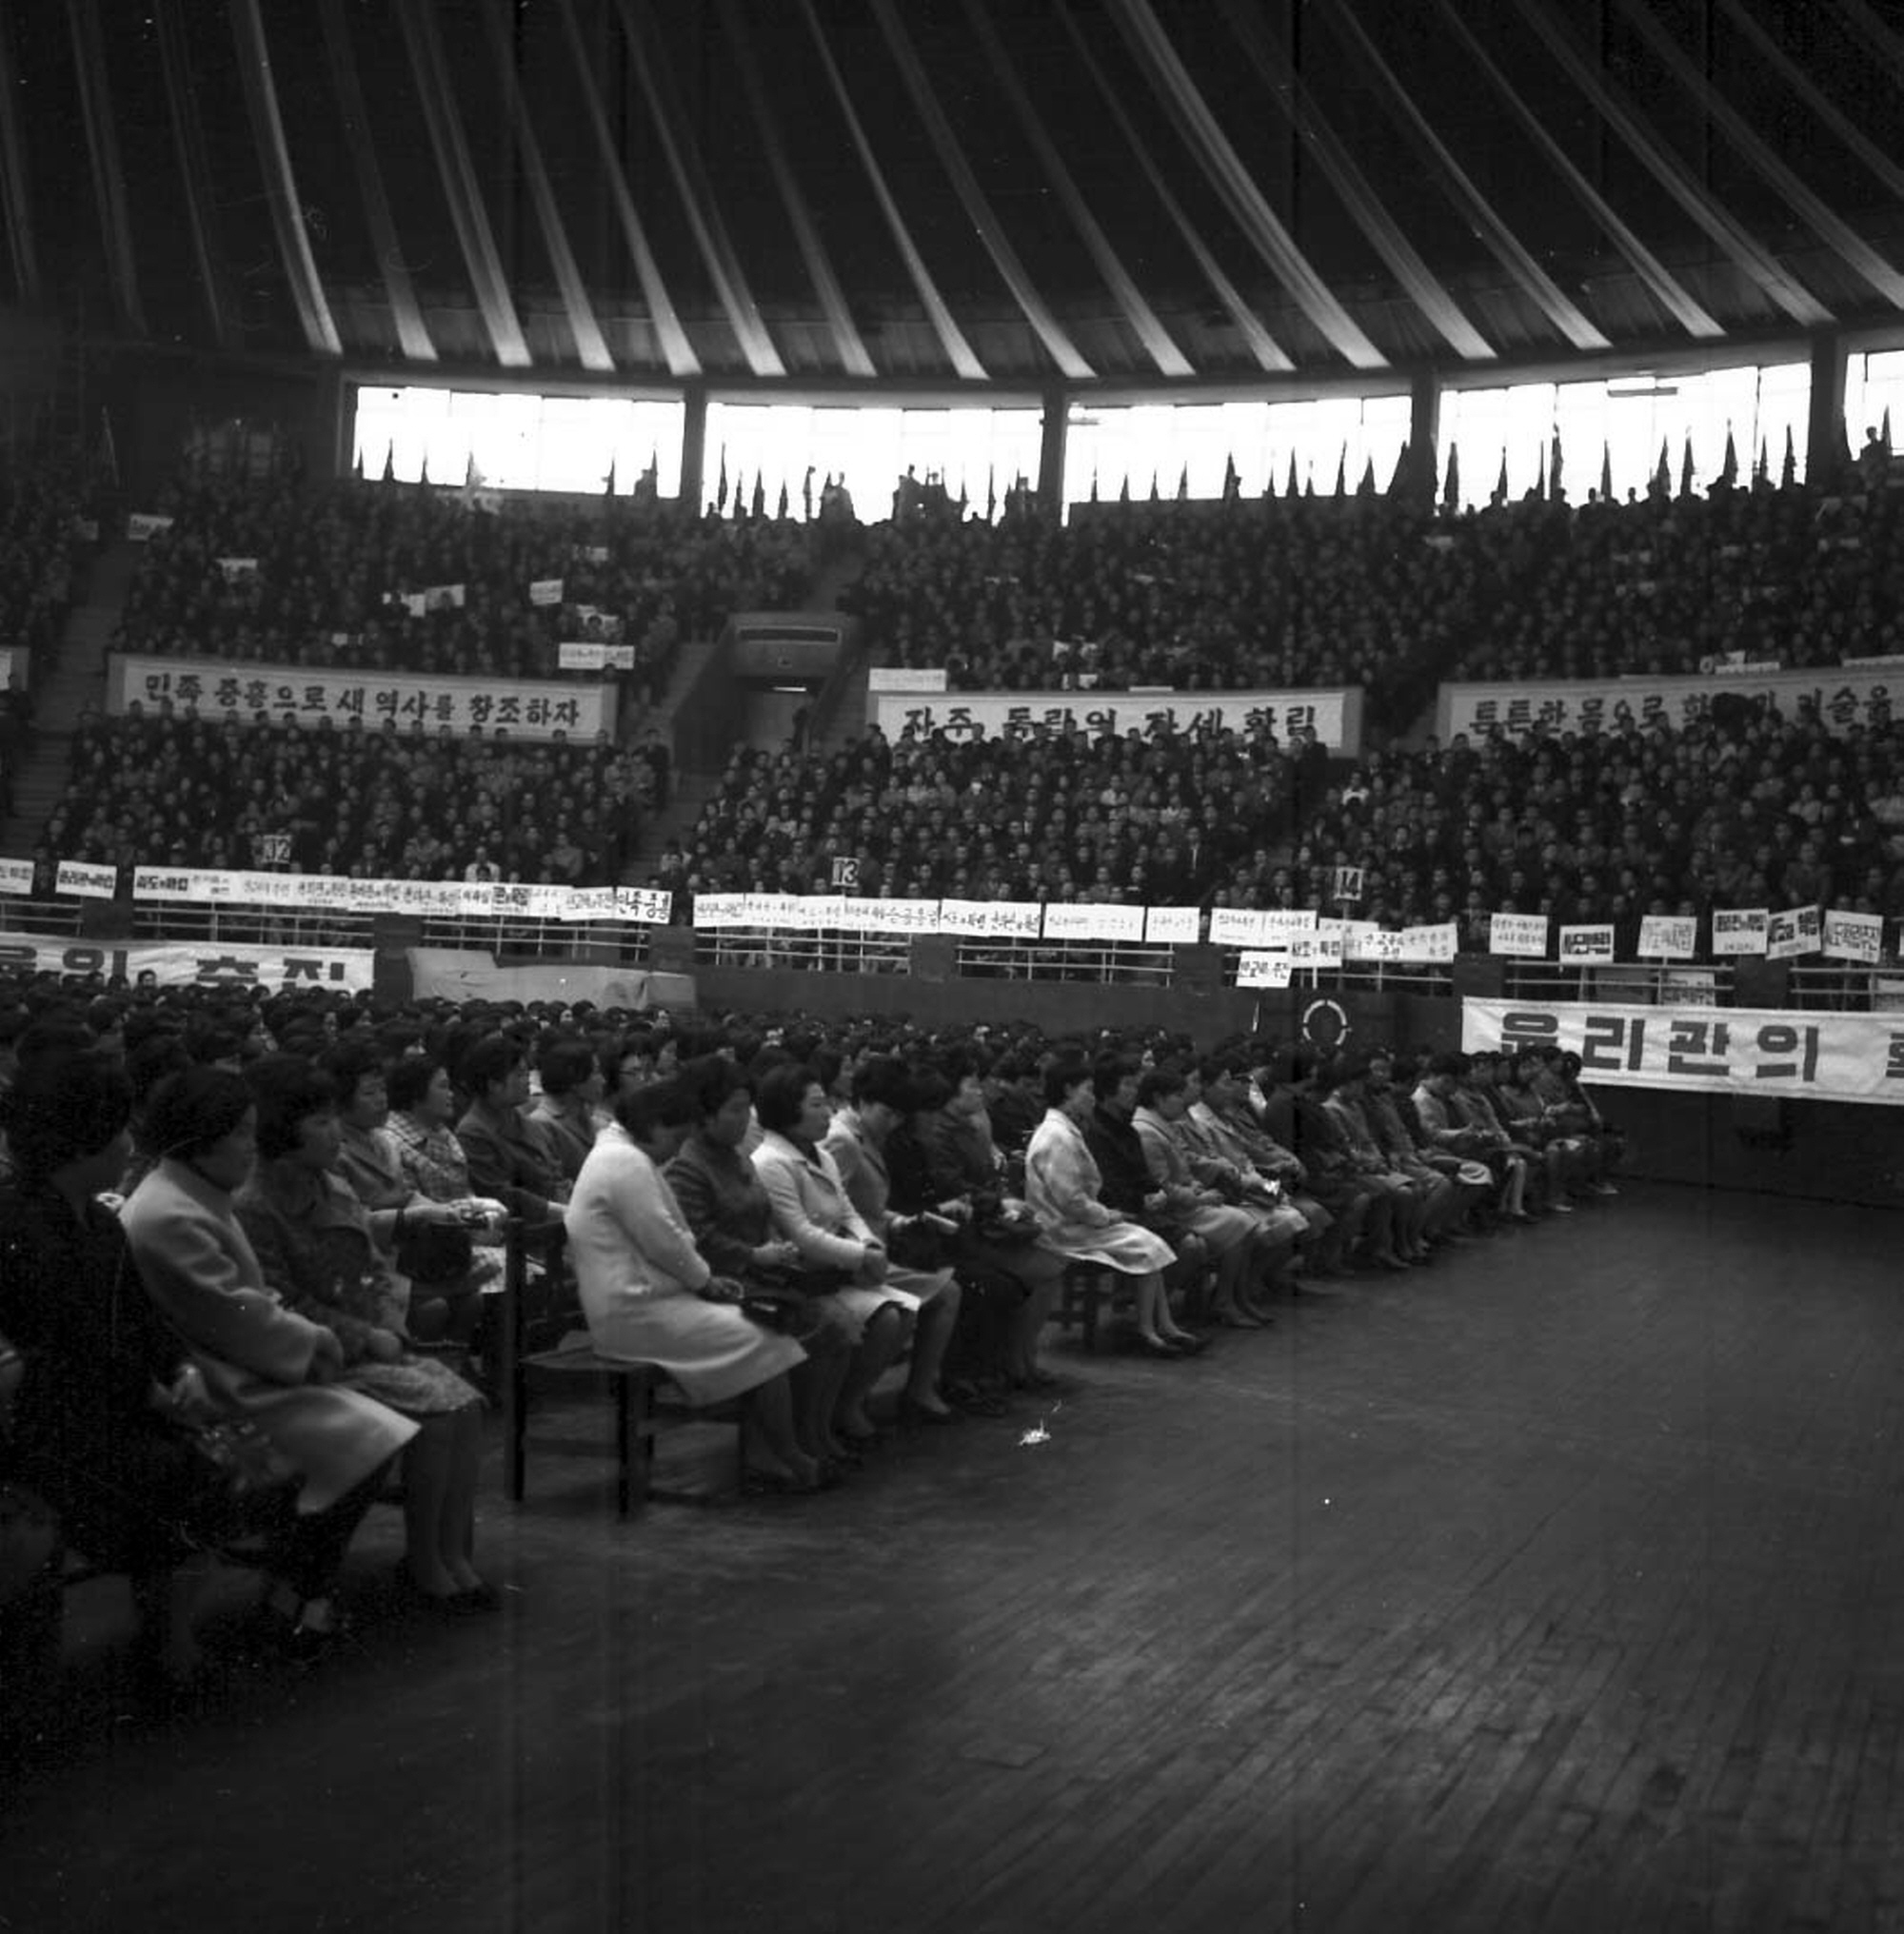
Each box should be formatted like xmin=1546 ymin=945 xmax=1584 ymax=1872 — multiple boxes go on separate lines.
xmin=0 ymin=537 xmax=142 ymax=858
xmin=617 ymin=540 xmax=872 ymax=886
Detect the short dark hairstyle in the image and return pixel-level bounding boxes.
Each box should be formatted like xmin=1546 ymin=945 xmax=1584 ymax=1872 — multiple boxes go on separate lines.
xmin=386 ymin=1054 xmax=446 ymax=1115
xmin=1042 ymin=1056 xmax=1092 ymax=1109
xmin=1137 ymin=1063 xmax=1187 ymax=1109
xmin=0 ymin=1046 xmax=130 ymax=1179
xmin=754 ymin=1062 xmax=823 ymax=1136
xmin=681 ymin=1053 xmax=749 ymax=1123
xmin=537 ymin=1036 xmax=597 ymax=1098
xmin=144 ymin=1065 xmax=254 ymax=1164
xmin=611 ymin=1076 xmax=696 ymax=1142
xmin=247 ymin=1055 xmax=338 ymax=1162
xmin=321 ymin=1036 xmax=387 ymax=1108
xmin=850 ymin=1054 xmax=911 ymax=1113
xmin=1091 ymin=1053 xmax=1141 ymax=1102
xmin=459 ymin=1032 xmax=522 ymax=1098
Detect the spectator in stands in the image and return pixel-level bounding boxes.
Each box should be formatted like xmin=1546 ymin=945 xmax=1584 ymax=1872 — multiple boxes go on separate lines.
xmin=234 ymin=1057 xmax=491 ymax=1611
xmin=120 ymin=1067 xmax=417 ymax=1662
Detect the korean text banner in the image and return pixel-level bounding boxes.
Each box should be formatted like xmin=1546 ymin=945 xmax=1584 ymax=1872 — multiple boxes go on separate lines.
xmin=0 ymin=932 xmax=374 ymax=992
xmin=1438 ymin=665 xmax=1895 ymax=743
xmin=1462 ymin=997 xmax=1904 ymax=1107
xmin=108 ymin=653 xmax=615 ymax=743
xmin=866 ymin=686 xmax=1363 ymax=755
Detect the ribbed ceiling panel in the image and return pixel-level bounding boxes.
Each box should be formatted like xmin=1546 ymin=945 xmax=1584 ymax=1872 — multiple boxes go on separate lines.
xmin=8 ymin=0 xmax=1904 ymax=380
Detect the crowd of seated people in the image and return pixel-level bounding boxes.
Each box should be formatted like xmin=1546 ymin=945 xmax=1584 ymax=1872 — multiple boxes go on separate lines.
xmin=655 ymin=692 xmax=1904 ymax=957
xmin=1277 ymin=697 xmax=1904 ymax=948
xmin=841 ymin=467 xmax=1904 ymax=726
xmin=28 ymin=711 xmax=652 ymax=887
xmin=114 ymin=474 xmax=811 ymax=695
xmin=0 ymin=975 xmax=1624 ymax=1722
xmin=659 ymin=714 xmax=1330 ymax=906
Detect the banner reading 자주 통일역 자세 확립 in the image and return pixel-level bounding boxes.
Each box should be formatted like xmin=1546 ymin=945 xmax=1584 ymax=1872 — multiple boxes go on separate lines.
xmin=1462 ymin=998 xmax=1904 ymax=1106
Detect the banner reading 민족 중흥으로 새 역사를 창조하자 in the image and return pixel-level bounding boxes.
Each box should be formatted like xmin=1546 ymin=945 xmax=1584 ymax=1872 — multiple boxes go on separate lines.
xmin=1463 ymin=997 xmax=1904 ymax=1105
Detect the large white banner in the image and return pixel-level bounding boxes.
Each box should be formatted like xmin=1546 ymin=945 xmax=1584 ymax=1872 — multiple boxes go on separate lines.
xmin=866 ymin=685 xmax=1363 ymax=753
xmin=1438 ymin=665 xmax=1897 ymax=742
xmin=0 ymin=932 xmax=374 ymax=991
xmin=108 ymin=653 xmax=616 ymax=742
xmin=127 ymin=864 xmax=673 ymax=924
xmin=1463 ymin=997 xmax=1904 ymax=1106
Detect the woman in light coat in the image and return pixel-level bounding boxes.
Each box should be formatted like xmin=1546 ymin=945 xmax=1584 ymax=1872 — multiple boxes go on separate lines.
xmin=1024 ymin=1057 xmax=1190 ymax=1358
xmin=121 ymin=1066 xmax=418 ymax=1659
xmin=750 ymin=1063 xmax=912 ymax=1446
xmin=565 ymin=1078 xmax=821 ymax=1493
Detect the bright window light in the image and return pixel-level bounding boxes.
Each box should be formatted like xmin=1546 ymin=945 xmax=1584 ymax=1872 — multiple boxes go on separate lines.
xmin=351 ymin=386 xmax=685 ymax=496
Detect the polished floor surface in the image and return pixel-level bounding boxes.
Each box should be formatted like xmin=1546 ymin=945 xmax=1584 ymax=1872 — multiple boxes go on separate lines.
xmin=8 ymin=1180 xmax=1904 ymax=1934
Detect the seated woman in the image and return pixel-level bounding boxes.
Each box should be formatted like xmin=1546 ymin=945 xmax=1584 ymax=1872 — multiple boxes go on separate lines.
xmin=0 ymin=1046 xmax=304 ymax=1689
xmin=905 ymin=1054 xmax=1064 ymax=1393
xmin=325 ymin=1039 xmax=496 ymax=1346
xmin=120 ymin=1066 xmax=419 ymax=1661
xmin=822 ymin=1055 xmax=964 ymax=1425
xmin=751 ymin=1062 xmax=916 ymax=1447
xmin=1497 ymin=1051 xmax=1592 ymax=1209
xmin=233 ymin=1056 xmax=491 ymax=1611
xmin=565 ymin=1076 xmax=824 ymax=1495
xmin=664 ymin=1056 xmax=854 ymax=1470
xmin=1023 ymin=1056 xmax=1192 ymax=1359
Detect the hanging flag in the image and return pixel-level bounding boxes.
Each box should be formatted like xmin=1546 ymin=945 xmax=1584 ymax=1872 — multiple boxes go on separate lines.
xmin=1356 ymin=457 xmax=1376 ymax=497
xmin=1782 ymin=425 xmax=1797 ymax=488
xmin=352 ymin=447 xmax=365 ymax=483
xmin=985 ymin=464 xmax=996 ymax=523
xmin=1176 ymin=463 xmax=1188 ymax=502
xmin=716 ymin=447 xmax=729 ymax=514
xmin=751 ymin=471 xmax=766 ymax=519
xmin=1286 ymin=452 xmax=1299 ymax=499
xmin=1221 ymin=453 xmax=1240 ymax=502
xmin=1598 ymin=442 xmax=1613 ymax=503
xmin=1491 ymin=448 xmax=1509 ymax=507
xmin=1549 ymin=424 xmax=1563 ymax=500
xmin=1883 ymin=406 xmax=1894 ymax=456
xmin=418 ymin=453 xmax=430 ymax=492
xmin=1651 ymin=439 xmax=1672 ymax=500
xmin=1754 ymin=437 xmax=1770 ymax=489
xmin=1719 ymin=425 xmax=1738 ymax=488
xmin=1118 ymin=474 xmax=1128 ymax=504
xmin=777 ymin=482 xmax=789 ymax=519
xmin=1386 ymin=439 xmax=1412 ymax=498
xmin=1090 ymin=468 xmax=1100 ymax=503
xmin=602 ymin=456 xmax=616 ymax=503
xmin=1679 ymin=435 xmax=1696 ymax=497
xmin=1441 ymin=443 xmax=1460 ymax=512
xmin=1535 ymin=444 xmax=1546 ymax=499
xmin=1149 ymin=471 xmax=1160 ymax=503
xmin=1333 ymin=445 xmax=1347 ymax=496
xmin=382 ymin=441 xmax=395 ymax=484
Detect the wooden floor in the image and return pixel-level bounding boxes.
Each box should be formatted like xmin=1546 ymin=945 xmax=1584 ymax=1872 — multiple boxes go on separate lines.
xmin=9 ymin=1180 xmax=1904 ymax=1934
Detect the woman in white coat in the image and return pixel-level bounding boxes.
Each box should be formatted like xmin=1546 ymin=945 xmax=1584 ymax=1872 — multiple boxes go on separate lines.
xmin=750 ymin=1063 xmax=913 ymax=1447
xmin=1024 ymin=1057 xmax=1193 ymax=1358
xmin=565 ymin=1079 xmax=822 ymax=1493
xmin=121 ymin=1067 xmax=419 ymax=1660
